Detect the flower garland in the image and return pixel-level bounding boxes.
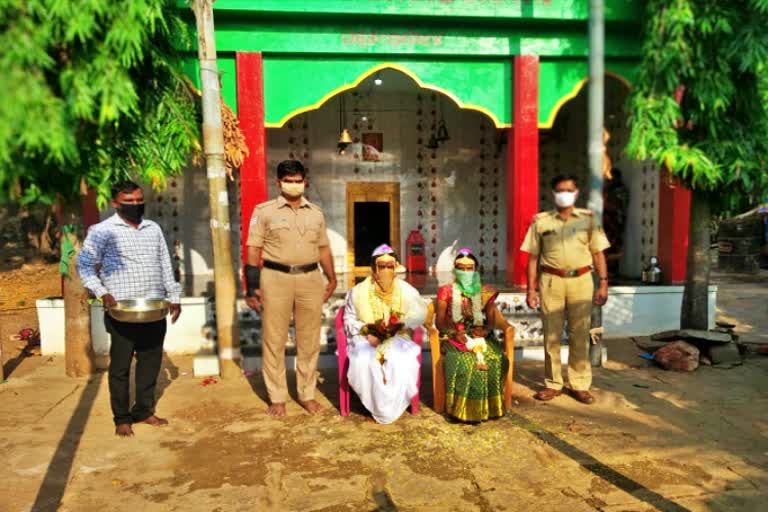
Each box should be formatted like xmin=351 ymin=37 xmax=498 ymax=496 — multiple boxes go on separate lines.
xmin=362 ymin=314 xmax=404 ymax=385
xmin=368 ymin=277 xmax=403 ymax=322
xmin=450 ymin=284 xmax=488 ymax=370
xmin=375 ymin=337 xmax=395 ymax=384
xmin=451 ymin=283 xmax=484 ymax=326
xmin=465 ymin=336 xmax=488 ymax=370
xmin=360 ymin=280 xmax=405 ymax=384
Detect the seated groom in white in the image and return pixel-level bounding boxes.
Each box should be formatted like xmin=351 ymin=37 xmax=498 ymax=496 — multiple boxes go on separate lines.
xmin=343 ymin=245 xmax=426 ymax=423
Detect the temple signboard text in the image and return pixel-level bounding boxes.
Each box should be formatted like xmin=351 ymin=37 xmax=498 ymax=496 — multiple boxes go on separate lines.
xmin=342 ymin=33 xmax=444 ymax=47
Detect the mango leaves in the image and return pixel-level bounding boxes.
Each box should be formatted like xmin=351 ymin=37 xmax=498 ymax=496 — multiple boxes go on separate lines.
xmin=626 ymin=0 xmax=768 ymax=215
xmin=0 ymin=0 xmax=199 ymax=209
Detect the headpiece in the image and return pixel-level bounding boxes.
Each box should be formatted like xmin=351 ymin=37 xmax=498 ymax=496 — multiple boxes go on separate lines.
xmin=455 ymin=247 xmax=475 ymax=266
xmin=372 ymin=244 xmax=395 ymax=257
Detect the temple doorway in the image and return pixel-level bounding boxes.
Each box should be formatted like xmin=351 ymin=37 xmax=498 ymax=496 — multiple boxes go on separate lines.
xmin=265 ymin=67 xmax=506 ymax=282
xmin=346 ymin=182 xmax=400 ymax=275
xmin=539 ymin=73 xmax=656 ymax=279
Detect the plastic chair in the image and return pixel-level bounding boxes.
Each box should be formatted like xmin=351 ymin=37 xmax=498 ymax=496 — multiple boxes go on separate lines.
xmin=336 ymin=307 xmax=422 ymax=417
xmin=425 ymin=300 xmax=515 ymax=414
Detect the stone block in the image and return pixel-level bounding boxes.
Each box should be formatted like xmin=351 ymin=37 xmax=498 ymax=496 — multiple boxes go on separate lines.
xmin=632 ymin=336 xmax=669 ymax=352
xmin=654 ymin=341 xmax=699 ymax=372
xmin=651 ymin=329 xmax=732 ymax=344
xmin=708 ymin=342 xmax=742 ymax=366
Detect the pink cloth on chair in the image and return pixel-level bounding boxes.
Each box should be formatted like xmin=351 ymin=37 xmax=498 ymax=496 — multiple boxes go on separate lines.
xmin=336 ymin=307 xmax=422 ymax=417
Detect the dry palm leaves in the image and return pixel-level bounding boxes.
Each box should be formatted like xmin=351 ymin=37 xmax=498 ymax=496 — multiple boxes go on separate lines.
xmin=185 ymin=78 xmax=249 ymax=179
xmin=221 ymin=99 xmax=249 ymax=177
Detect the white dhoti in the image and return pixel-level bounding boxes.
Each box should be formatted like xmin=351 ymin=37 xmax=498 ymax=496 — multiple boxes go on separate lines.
xmin=343 ymin=278 xmax=427 ymax=424
xmin=347 ymin=335 xmax=420 ymax=424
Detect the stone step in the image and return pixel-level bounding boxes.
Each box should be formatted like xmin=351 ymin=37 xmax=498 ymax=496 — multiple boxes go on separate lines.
xmin=240 ymin=345 xmax=575 ymax=371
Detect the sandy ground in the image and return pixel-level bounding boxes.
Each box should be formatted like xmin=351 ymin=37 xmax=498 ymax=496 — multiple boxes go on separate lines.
xmin=1 ymin=346 xmax=767 ymax=511
xmin=0 ymin=270 xmax=767 ymax=511
xmin=0 ymin=263 xmax=60 ymax=380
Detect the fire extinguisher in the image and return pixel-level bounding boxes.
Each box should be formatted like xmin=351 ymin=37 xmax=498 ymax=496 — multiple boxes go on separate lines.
xmin=406 ymin=230 xmax=427 ymax=273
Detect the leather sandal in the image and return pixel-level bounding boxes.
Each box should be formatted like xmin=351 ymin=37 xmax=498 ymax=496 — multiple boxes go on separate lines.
xmin=569 ymin=389 xmax=595 ymax=404
xmin=534 ymin=388 xmax=563 ymax=401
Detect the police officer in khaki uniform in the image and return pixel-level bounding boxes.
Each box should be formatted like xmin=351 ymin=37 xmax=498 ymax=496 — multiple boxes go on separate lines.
xmin=245 ymin=160 xmax=337 ymax=417
xmin=521 ymin=175 xmax=610 ymax=404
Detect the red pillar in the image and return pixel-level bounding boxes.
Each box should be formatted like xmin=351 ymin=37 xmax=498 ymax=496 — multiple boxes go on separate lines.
xmin=657 ymin=168 xmax=690 ymax=283
xmin=236 ymin=52 xmax=269 ymax=278
xmin=82 ymin=188 xmax=100 ymax=230
xmin=506 ymin=55 xmax=540 ymax=286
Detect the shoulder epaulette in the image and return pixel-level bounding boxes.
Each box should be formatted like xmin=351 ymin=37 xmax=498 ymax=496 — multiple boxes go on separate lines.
xmin=256 ymin=199 xmax=277 ymax=210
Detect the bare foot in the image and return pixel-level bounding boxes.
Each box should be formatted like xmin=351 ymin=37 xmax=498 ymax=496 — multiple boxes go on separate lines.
xmin=266 ymin=402 xmax=286 ymax=417
xmin=141 ymin=415 xmax=169 ymax=427
xmin=298 ymin=399 xmax=323 ymax=415
xmin=115 ymin=424 xmax=134 ymax=437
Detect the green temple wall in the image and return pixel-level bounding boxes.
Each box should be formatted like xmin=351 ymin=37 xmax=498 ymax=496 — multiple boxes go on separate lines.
xmin=179 ymin=0 xmax=643 ymax=127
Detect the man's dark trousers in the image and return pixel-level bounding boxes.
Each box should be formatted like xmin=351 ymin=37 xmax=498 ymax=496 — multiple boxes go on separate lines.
xmin=104 ymin=314 xmax=167 ymax=425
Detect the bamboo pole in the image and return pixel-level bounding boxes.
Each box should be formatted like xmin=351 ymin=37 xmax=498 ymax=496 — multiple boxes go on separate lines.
xmin=192 ymin=0 xmax=241 ymax=377
xmin=588 ymin=0 xmax=605 ymax=220
xmin=588 ymin=0 xmax=605 ymax=367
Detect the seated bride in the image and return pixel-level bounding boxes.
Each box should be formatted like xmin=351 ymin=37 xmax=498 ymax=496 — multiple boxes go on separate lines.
xmin=343 ymin=244 xmax=426 ymax=424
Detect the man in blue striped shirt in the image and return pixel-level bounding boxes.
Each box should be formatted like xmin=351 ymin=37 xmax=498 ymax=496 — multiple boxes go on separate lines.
xmin=77 ymin=181 xmax=181 ymax=437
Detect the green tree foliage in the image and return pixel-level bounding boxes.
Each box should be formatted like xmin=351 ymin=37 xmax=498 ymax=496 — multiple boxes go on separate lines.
xmin=0 ymin=0 xmax=200 ymax=209
xmin=626 ymin=0 xmax=768 ymax=214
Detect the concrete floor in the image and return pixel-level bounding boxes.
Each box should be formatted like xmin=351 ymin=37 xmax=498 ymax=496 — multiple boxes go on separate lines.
xmin=1 ymin=271 xmax=767 ymax=512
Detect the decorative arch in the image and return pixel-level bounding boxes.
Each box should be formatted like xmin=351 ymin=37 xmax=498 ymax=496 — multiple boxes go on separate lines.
xmin=261 ymin=59 xmax=512 ymax=128
xmin=540 ymin=70 xmax=633 ymax=129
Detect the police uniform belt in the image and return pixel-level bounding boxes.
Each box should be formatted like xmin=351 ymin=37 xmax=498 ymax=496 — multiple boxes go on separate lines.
xmin=540 ymin=265 xmax=591 ymax=278
xmin=262 ymin=260 xmax=318 ymax=274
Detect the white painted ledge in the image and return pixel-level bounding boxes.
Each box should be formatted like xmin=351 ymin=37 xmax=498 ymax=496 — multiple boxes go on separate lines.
xmin=37 ymin=285 xmax=717 ymax=356
xmin=37 ymin=297 xmax=210 ymax=356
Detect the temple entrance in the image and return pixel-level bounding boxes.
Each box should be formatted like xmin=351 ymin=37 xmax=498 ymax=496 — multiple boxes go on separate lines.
xmin=346 ymin=182 xmax=400 ymax=275
xmin=539 ymin=73 xmax=652 ymax=279
xmin=354 ymin=202 xmax=390 ymax=265
xmin=265 ymin=67 xmax=505 ymax=284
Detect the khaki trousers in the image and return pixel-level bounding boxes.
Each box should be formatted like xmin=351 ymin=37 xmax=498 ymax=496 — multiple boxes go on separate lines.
xmin=261 ymin=267 xmax=324 ymax=403
xmin=540 ymin=272 xmax=594 ymax=391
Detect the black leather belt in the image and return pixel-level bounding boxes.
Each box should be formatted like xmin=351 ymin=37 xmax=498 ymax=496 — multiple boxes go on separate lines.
xmin=263 ymin=260 xmax=318 ymax=274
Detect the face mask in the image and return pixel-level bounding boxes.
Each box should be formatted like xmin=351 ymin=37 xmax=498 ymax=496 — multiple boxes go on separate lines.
xmin=118 ymin=203 xmax=145 ymax=224
xmin=375 ymin=267 xmax=395 ymax=292
xmin=554 ymin=191 xmax=577 ymax=208
xmin=455 ymin=269 xmax=480 ymax=295
xmin=281 ymin=181 xmax=305 ymax=198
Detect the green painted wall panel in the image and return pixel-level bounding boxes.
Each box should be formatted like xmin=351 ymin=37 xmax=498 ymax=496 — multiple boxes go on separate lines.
xmin=539 ymin=59 xmax=638 ymax=127
xmin=211 ymin=23 xmax=640 ymax=58
xmin=181 ymin=55 xmax=239 ymax=115
xmin=181 ymin=58 xmax=201 ymax=91
xmin=201 ymin=0 xmax=641 ymax=22
xmin=539 ymin=60 xmax=588 ymax=128
xmin=219 ymin=55 xmax=238 ymax=114
xmin=261 ymin=58 xmax=511 ymax=126
xmin=183 ymin=55 xmax=639 ymax=128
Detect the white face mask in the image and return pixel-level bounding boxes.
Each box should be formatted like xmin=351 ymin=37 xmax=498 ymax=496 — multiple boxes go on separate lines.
xmin=280 ymin=181 xmax=305 ymax=198
xmin=554 ymin=190 xmax=577 ymax=208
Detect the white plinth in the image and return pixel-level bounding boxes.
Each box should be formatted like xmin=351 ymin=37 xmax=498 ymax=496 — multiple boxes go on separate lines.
xmin=37 ymin=284 xmax=718 ymax=356
xmin=38 ymin=297 xmax=210 ymax=356
xmin=193 ymin=354 xmax=220 ymax=377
